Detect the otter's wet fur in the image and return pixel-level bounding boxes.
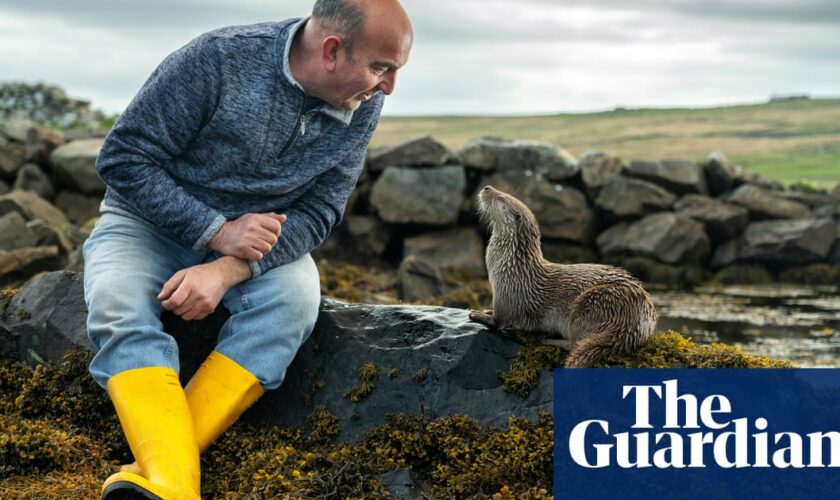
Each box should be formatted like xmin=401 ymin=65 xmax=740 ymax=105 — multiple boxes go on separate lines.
xmin=470 ymin=186 xmax=657 ymax=368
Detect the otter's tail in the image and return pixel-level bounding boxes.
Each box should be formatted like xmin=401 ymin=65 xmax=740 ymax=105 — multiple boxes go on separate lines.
xmin=564 ymin=331 xmax=619 ymax=368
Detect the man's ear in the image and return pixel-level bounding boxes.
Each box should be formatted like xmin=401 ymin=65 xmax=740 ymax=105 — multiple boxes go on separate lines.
xmin=321 ymin=36 xmax=341 ymax=72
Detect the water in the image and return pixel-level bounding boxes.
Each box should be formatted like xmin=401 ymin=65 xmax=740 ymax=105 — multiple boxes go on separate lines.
xmin=653 ymin=284 xmax=840 ymax=367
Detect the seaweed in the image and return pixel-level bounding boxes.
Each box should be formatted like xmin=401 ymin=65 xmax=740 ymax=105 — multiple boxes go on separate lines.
xmin=344 ymin=362 xmax=379 ymax=402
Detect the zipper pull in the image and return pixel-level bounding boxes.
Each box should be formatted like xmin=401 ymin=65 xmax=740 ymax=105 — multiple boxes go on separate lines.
xmin=300 ymin=115 xmax=307 ymax=136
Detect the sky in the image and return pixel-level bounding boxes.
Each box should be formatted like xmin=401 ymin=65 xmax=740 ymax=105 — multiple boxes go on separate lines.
xmin=1 ymin=0 xmax=839 ymax=116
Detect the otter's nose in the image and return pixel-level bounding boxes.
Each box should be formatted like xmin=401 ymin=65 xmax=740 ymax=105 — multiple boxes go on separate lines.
xmin=482 ymin=185 xmax=494 ymax=193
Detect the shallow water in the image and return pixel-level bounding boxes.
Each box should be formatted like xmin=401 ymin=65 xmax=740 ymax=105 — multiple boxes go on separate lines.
xmin=653 ymin=284 xmax=840 ymax=367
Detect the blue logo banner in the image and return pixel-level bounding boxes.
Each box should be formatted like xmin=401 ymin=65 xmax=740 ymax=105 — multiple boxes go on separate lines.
xmin=554 ymin=369 xmax=840 ymax=499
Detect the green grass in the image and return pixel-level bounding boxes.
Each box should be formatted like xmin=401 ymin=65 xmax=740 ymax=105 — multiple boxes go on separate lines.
xmin=371 ymin=98 xmax=840 ymax=188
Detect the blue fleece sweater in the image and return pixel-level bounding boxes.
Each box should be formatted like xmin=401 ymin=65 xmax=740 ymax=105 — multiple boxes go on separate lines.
xmin=96 ymin=18 xmax=384 ymax=277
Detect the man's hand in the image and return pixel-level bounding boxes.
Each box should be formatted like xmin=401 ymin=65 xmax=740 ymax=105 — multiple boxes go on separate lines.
xmin=208 ymin=212 xmax=287 ymax=261
xmin=158 ymin=256 xmax=251 ymax=321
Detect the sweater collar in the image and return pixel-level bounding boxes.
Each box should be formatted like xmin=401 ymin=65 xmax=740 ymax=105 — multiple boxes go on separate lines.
xmin=281 ymin=17 xmax=355 ymax=125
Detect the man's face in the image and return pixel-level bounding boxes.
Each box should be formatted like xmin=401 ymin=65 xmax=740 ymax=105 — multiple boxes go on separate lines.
xmin=327 ymin=26 xmax=412 ymax=111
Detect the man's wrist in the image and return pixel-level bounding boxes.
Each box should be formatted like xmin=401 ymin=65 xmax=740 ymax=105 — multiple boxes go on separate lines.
xmin=212 ymin=255 xmax=252 ymax=287
xmin=208 ymin=221 xmax=228 ymax=251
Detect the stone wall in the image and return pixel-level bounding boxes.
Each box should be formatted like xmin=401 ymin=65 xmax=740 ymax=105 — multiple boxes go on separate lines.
xmin=0 ymin=110 xmax=106 ymax=285
xmin=325 ymin=136 xmax=840 ymax=295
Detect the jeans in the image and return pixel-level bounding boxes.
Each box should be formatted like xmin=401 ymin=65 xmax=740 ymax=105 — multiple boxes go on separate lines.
xmin=82 ymin=211 xmax=321 ymax=390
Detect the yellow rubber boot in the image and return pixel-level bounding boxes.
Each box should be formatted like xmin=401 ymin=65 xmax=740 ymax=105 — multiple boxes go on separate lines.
xmin=102 ymin=367 xmax=200 ymax=500
xmin=120 ymin=352 xmax=264 ymax=475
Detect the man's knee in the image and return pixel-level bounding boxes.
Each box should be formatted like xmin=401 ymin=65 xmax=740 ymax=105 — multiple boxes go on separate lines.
xmin=256 ymin=255 xmax=321 ymax=322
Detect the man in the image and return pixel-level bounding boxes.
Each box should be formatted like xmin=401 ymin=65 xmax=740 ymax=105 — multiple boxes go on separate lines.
xmin=82 ymin=1 xmax=412 ymax=498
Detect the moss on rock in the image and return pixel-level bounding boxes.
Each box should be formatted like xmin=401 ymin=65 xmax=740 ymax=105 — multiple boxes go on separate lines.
xmin=344 ymin=361 xmax=379 ymax=402
xmin=611 ymin=331 xmax=795 ymax=368
xmin=711 ymin=264 xmax=775 ymax=285
xmin=778 ymin=263 xmax=840 ymax=286
xmin=499 ymin=331 xmax=794 ymax=398
xmin=613 ymin=256 xmax=707 ymax=289
xmin=501 ymin=345 xmax=567 ymax=397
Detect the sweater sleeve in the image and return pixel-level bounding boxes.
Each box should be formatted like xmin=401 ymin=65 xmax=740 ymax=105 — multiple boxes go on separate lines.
xmin=250 ymin=124 xmax=375 ymax=277
xmin=95 ymin=34 xmax=227 ymax=250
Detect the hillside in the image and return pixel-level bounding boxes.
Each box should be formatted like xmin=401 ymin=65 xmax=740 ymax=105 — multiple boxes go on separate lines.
xmin=372 ymin=98 xmax=840 ymax=187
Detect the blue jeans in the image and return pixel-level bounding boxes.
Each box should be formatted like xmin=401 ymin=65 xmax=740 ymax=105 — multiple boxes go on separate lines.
xmin=82 ymin=211 xmax=321 ymax=390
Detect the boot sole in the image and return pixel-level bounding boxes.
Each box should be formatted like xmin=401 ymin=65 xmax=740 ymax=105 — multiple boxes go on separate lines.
xmin=102 ymin=481 xmax=163 ymax=500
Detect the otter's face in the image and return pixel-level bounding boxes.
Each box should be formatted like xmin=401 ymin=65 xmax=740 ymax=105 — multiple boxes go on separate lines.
xmin=476 ymin=185 xmax=539 ymax=234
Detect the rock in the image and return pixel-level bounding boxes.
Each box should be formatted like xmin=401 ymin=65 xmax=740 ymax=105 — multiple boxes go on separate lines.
xmin=3 ymin=272 xmax=552 ymax=442
xmin=0 ymin=190 xmax=74 ymax=253
xmin=249 ymin=299 xmax=551 ymax=442
xmin=404 ymin=227 xmax=486 ymax=277
xmin=0 ymin=271 xmax=92 ymax=364
xmin=456 ymin=137 xmax=578 ymax=180
xmin=0 ymin=116 xmax=35 ymax=142
xmin=378 ymin=468 xmax=422 ymax=499
xmin=0 ymin=245 xmax=60 ymax=281
xmin=594 ymin=177 xmax=677 ymax=219
xmin=673 ymin=194 xmax=749 ymax=244
xmin=370 ymin=166 xmax=466 ymax=225
xmin=814 ymin=202 xmax=840 ymax=220
xmin=596 ymin=212 xmax=710 ymax=265
xmin=343 ymin=215 xmax=391 ymax=258
xmin=0 ymin=212 xmax=37 ymax=250
xmin=734 ymin=219 xmax=837 ymax=266
xmin=0 ymin=179 xmax=8 ymax=196
xmin=702 ymin=151 xmax=736 ymax=196
xmin=0 ymin=189 xmax=73 ymax=232
xmin=396 ymin=255 xmax=448 ymax=301
xmin=367 ymin=135 xmax=449 ymax=173
xmin=579 ymin=150 xmax=623 ymax=198
xmin=13 ymin=163 xmax=55 ymax=200
xmin=61 ymin=127 xmax=108 ymax=141
xmin=65 ymin=246 xmax=85 ymax=272
xmin=25 ymin=124 xmax=65 ymax=165
xmin=540 ymin=242 xmax=598 ymax=264
xmin=47 ymin=138 xmax=106 ymax=194
xmin=830 ymin=220 xmax=840 ymax=265
xmin=710 ymin=238 xmax=740 ymax=269
xmin=710 ymin=264 xmax=774 ymax=285
xmin=728 ymin=185 xmax=810 ymax=220
xmin=778 ymin=190 xmax=832 ymax=208
xmin=610 ymin=256 xmax=706 ymax=289
xmin=54 ymin=191 xmax=102 ymax=225
xmin=480 ymin=173 xmax=597 ymax=243
xmin=0 ymin=137 xmax=26 ymax=178
xmin=26 ymin=219 xmax=75 ymax=253
xmin=832 ymin=183 xmax=840 ymax=200
xmin=624 ymin=159 xmax=707 ymax=195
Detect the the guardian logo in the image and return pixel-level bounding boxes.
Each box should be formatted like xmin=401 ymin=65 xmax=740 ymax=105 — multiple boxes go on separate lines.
xmin=554 ymin=369 xmax=840 ymax=500
xmin=568 ymin=379 xmax=840 ymax=469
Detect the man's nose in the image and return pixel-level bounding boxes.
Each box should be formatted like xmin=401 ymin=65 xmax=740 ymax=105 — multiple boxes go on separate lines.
xmin=378 ymin=70 xmax=397 ymax=95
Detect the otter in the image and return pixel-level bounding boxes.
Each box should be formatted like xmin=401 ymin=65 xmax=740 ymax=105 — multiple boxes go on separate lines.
xmin=469 ymin=185 xmax=657 ymax=368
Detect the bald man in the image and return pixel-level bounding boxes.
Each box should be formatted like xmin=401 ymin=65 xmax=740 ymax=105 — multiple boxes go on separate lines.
xmin=83 ymin=1 xmax=412 ymax=498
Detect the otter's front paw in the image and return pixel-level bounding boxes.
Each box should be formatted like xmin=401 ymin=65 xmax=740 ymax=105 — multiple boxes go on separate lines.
xmin=469 ymin=309 xmax=496 ymax=328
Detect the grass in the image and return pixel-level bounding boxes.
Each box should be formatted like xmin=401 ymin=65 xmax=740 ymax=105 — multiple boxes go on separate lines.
xmin=371 ymin=98 xmax=840 ymax=188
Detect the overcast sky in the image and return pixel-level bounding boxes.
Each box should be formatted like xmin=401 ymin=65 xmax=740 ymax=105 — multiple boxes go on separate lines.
xmin=1 ymin=0 xmax=838 ymax=116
